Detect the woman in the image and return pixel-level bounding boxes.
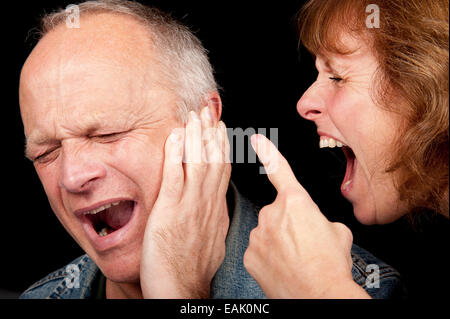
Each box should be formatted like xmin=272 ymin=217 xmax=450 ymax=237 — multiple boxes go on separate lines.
xmin=243 ymin=0 xmax=449 ymax=298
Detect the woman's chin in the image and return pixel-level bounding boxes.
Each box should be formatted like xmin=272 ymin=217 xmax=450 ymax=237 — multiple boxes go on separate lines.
xmin=352 ymin=200 xmax=408 ymax=225
xmin=353 ymin=203 xmax=379 ymax=225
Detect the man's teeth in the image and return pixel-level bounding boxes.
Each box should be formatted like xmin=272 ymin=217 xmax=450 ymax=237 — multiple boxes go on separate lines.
xmin=98 ymin=228 xmax=108 ymax=237
xmin=320 ymin=137 xmax=345 ymax=149
xmin=84 ymin=201 xmax=121 ymax=215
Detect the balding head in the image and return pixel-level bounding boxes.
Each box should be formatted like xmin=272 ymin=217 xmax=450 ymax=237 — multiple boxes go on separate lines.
xmin=27 ymin=0 xmax=219 ymax=121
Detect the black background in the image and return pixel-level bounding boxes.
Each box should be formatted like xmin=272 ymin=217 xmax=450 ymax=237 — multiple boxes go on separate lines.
xmin=2 ymin=0 xmax=449 ymax=299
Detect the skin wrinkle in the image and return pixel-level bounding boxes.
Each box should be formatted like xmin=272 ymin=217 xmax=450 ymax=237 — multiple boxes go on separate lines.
xmin=24 ymin=55 xmax=171 ymax=161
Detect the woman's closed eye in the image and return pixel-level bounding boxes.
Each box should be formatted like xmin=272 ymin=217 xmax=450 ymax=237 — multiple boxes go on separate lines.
xmin=329 ymin=76 xmax=343 ymax=82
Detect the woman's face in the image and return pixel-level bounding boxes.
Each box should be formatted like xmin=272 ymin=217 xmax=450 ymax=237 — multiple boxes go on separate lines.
xmin=297 ymin=35 xmax=407 ymax=225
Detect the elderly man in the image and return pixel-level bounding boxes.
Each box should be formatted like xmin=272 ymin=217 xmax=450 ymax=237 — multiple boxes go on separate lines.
xmin=18 ymin=0 xmax=264 ymax=299
xmin=19 ymin=0 xmax=404 ymax=299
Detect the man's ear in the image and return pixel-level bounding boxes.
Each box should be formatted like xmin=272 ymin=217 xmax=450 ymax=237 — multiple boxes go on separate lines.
xmin=204 ymin=91 xmax=222 ymax=123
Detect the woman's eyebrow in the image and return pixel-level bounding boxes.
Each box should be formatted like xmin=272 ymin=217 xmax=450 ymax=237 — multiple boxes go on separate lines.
xmin=316 ymin=57 xmax=336 ymax=73
xmin=315 ymin=56 xmax=331 ymax=72
xmin=327 ymin=58 xmax=354 ymax=75
xmin=316 ymin=54 xmax=342 ymax=72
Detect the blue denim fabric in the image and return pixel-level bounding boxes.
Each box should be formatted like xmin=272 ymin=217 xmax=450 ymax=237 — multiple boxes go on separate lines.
xmin=20 ymin=182 xmax=406 ymax=299
xmin=350 ymin=245 xmax=406 ymax=298
xmin=20 ymin=254 xmax=98 ymax=299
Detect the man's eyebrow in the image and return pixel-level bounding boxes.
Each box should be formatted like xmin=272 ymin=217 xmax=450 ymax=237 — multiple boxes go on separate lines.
xmin=24 ymin=136 xmax=59 ymax=160
xmin=23 ymin=122 xmax=111 ymax=159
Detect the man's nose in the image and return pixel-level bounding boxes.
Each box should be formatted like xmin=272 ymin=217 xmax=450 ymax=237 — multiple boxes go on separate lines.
xmin=59 ymin=143 xmax=106 ymax=193
xmin=296 ymin=84 xmax=326 ymax=122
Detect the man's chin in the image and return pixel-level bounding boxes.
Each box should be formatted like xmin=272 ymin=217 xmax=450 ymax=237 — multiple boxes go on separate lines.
xmin=99 ymin=260 xmax=140 ymax=284
xmin=90 ymin=249 xmax=142 ymax=284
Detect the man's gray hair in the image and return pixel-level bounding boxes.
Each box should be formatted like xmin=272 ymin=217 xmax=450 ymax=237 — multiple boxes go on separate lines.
xmin=39 ymin=0 xmax=218 ymax=122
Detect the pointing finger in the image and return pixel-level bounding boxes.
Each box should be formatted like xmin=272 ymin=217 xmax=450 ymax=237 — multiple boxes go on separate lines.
xmin=250 ymin=134 xmax=303 ymax=193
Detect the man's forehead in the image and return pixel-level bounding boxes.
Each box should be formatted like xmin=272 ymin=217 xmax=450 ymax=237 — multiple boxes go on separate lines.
xmin=20 ymin=14 xmax=167 ymax=124
xmin=21 ymin=12 xmax=156 ymax=83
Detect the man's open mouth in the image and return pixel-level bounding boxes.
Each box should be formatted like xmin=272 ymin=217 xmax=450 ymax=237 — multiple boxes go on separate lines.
xmin=82 ymin=200 xmax=135 ymax=237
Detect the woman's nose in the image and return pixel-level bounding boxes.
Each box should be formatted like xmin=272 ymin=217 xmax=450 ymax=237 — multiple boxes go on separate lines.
xmin=296 ymin=84 xmax=326 ymax=122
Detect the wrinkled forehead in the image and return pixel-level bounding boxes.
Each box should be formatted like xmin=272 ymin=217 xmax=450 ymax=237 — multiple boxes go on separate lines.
xmin=19 ymin=13 xmax=174 ymax=136
xmin=21 ymin=55 xmax=156 ymax=113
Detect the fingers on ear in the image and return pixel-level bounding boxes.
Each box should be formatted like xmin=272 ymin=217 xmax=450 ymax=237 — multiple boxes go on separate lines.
xmin=160 ymin=128 xmax=185 ymax=201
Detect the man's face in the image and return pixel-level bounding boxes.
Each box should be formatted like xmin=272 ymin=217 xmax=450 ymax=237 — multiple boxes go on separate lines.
xmin=19 ymin=14 xmax=182 ymax=283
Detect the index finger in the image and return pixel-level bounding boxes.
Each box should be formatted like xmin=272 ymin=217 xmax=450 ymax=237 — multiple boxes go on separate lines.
xmin=250 ymin=134 xmax=303 ymax=193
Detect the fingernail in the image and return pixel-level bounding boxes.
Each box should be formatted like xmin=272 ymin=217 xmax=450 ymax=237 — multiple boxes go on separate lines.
xmin=170 ymin=131 xmax=180 ymax=142
xmin=251 ymin=134 xmax=259 ymax=147
xmin=190 ymin=110 xmax=200 ymax=121
xmin=204 ymin=107 xmax=212 ymax=120
xmin=169 ymin=128 xmax=183 ymax=143
xmin=168 ymin=131 xmax=184 ymax=163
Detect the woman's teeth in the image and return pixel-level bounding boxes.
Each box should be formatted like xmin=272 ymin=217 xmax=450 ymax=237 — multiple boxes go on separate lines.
xmin=320 ymin=137 xmax=346 ymax=148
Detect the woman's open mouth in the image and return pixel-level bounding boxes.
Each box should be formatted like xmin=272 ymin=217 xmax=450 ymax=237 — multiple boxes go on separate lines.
xmin=319 ymin=136 xmax=356 ymax=195
xmin=341 ymin=146 xmax=356 ymax=193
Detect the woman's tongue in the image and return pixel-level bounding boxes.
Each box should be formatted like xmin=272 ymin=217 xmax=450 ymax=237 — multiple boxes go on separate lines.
xmin=100 ymin=201 xmax=134 ymax=230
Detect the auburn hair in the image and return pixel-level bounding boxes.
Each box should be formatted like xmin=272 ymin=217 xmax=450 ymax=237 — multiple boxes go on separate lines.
xmin=298 ymin=0 xmax=449 ymax=217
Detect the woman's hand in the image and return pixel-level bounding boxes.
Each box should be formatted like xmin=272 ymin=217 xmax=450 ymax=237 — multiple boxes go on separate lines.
xmin=140 ymin=107 xmax=231 ymax=298
xmin=243 ymin=134 xmax=370 ymax=298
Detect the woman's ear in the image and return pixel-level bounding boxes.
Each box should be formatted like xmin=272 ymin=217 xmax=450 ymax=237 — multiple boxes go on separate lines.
xmin=204 ymin=91 xmax=222 ymax=123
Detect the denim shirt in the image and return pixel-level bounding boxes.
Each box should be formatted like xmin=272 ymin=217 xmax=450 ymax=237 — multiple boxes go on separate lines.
xmin=20 ymin=182 xmax=406 ymax=299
